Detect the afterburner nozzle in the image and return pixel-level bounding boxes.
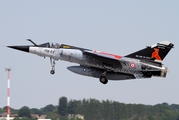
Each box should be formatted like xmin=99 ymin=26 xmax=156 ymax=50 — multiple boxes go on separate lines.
xmin=7 ymin=46 xmax=29 ymax=52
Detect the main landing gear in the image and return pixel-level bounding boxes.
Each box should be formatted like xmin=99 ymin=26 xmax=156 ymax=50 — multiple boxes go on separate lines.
xmin=99 ymin=71 xmax=108 ymax=84
xmin=50 ymin=58 xmax=56 ymax=75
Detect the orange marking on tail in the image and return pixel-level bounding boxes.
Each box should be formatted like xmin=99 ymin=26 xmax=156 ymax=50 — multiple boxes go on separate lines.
xmin=151 ymin=48 xmax=161 ymax=60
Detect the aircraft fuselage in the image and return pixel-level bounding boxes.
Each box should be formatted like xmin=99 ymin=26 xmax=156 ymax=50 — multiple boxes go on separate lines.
xmin=29 ymin=46 xmax=167 ymax=78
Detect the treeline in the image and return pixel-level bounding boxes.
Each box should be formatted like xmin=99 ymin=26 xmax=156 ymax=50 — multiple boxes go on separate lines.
xmin=58 ymin=97 xmax=179 ymax=120
xmin=1 ymin=96 xmax=179 ymax=120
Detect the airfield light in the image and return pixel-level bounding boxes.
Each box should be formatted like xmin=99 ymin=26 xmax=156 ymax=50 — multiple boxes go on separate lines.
xmin=5 ymin=68 xmax=11 ymax=120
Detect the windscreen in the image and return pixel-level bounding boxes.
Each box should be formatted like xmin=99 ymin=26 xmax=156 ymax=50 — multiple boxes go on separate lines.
xmin=38 ymin=42 xmax=50 ymax=47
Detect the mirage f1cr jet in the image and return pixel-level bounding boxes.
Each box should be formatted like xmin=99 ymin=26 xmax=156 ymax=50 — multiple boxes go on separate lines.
xmin=7 ymin=39 xmax=174 ymax=84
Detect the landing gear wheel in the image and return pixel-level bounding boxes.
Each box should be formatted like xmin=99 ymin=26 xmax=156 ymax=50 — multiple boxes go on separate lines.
xmin=50 ymin=70 xmax=55 ymax=75
xmin=100 ymin=76 xmax=108 ymax=84
xmin=50 ymin=57 xmax=56 ymax=75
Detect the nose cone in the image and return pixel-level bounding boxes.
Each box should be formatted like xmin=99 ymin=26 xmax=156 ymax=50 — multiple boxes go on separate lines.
xmin=7 ymin=46 xmax=29 ymax=52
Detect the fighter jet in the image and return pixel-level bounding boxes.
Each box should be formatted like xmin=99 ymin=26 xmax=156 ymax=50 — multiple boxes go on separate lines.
xmin=7 ymin=39 xmax=174 ymax=84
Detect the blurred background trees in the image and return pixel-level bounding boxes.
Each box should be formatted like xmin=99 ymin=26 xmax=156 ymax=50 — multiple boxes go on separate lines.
xmin=1 ymin=96 xmax=179 ymax=120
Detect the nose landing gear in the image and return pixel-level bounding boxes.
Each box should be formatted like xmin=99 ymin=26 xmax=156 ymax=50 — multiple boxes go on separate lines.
xmin=50 ymin=58 xmax=56 ymax=75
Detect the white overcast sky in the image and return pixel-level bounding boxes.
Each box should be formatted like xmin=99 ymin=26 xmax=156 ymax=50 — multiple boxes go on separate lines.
xmin=0 ymin=1 xmax=179 ymax=109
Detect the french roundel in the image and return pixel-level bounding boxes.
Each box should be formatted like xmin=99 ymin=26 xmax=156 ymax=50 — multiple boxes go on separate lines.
xmin=130 ymin=62 xmax=136 ymax=68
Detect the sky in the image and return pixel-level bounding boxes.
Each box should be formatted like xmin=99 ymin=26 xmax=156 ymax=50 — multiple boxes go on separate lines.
xmin=0 ymin=1 xmax=179 ymax=109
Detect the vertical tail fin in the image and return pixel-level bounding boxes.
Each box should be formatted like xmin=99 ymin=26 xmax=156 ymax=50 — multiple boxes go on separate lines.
xmin=125 ymin=41 xmax=174 ymax=61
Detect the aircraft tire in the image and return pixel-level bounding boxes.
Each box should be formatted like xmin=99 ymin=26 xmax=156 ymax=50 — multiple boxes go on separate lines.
xmin=100 ymin=76 xmax=108 ymax=84
xmin=50 ymin=70 xmax=55 ymax=74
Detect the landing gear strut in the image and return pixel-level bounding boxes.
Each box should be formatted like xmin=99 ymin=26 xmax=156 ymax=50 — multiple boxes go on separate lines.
xmin=50 ymin=58 xmax=55 ymax=75
xmin=99 ymin=71 xmax=108 ymax=84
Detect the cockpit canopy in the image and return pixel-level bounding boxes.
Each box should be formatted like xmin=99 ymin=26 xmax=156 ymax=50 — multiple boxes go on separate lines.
xmin=50 ymin=42 xmax=61 ymax=48
xmin=38 ymin=42 xmax=61 ymax=49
